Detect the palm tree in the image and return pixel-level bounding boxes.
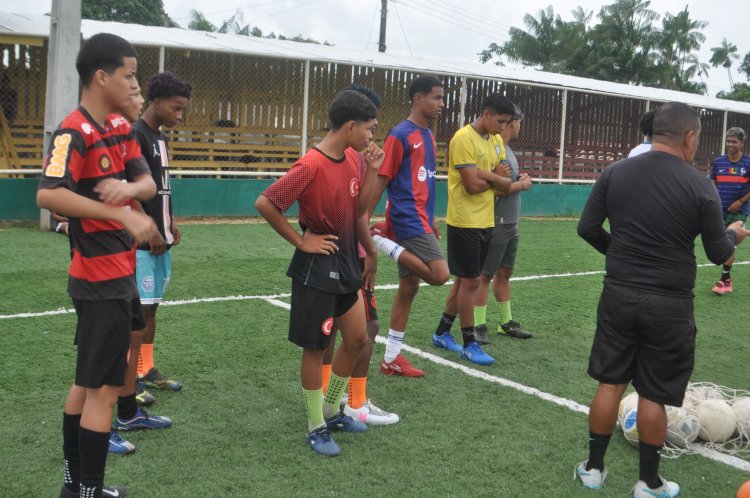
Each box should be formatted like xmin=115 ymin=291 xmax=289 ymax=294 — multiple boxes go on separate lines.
xmin=710 ymin=38 xmax=740 ymax=88
xmin=659 ymin=7 xmax=706 ymax=76
xmin=502 ymin=6 xmax=562 ymax=71
xmin=188 ymin=9 xmax=216 ymax=32
xmin=682 ymin=54 xmax=710 ymax=95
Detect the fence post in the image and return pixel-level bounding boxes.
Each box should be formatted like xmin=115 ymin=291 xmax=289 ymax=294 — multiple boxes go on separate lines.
xmin=721 ymin=110 xmax=728 ymax=156
xmin=301 ymin=60 xmax=310 ymax=156
xmin=158 ymin=13 xmax=167 ymax=72
xmin=558 ymin=89 xmax=568 ymax=184
xmin=459 ymin=76 xmax=467 ymax=125
xmin=41 ymin=0 xmax=81 ymax=230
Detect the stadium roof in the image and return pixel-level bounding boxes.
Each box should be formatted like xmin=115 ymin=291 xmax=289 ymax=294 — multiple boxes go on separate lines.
xmin=3 ymin=11 xmax=750 ymax=114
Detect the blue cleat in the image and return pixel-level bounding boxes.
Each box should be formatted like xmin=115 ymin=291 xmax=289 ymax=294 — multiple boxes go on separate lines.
xmin=108 ymin=432 xmax=135 ymax=455
xmin=461 ymin=342 xmax=495 ymax=365
xmin=114 ymin=407 xmax=172 ymax=431
xmin=306 ymin=425 xmax=340 ymax=457
xmin=325 ymin=412 xmax=368 ymax=433
xmin=432 ymin=331 xmax=463 ymax=353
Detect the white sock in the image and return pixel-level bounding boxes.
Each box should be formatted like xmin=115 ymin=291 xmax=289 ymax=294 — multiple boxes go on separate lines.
xmin=372 ymin=235 xmax=405 ymax=262
xmin=383 ymin=329 xmax=405 ymax=363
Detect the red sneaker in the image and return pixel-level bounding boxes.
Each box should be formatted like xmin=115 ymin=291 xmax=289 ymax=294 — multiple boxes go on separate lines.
xmin=380 ymin=354 xmax=425 ymax=377
xmin=370 ymin=221 xmax=392 ymax=240
xmin=712 ymin=279 xmax=733 ymax=295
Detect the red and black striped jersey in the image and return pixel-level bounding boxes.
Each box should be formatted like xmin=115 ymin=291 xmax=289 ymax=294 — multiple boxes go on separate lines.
xmin=38 ymin=106 xmax=150 ymax=300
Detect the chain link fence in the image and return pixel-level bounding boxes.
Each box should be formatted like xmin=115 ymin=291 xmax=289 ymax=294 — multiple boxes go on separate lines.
xmin=2 ymin=38 xmax=750 ymax=182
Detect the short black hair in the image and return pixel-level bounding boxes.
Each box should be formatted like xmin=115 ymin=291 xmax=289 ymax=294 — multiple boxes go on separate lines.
xmin=481 ymin=93 xmax=515 ymax=116
xmin=147 ymin=71 xmax=193 ymax=101
xmin=639 ymin=109 xmax=655 ymax=137
xmin=344 ymin=84 xmax=382 ymax=110
xmin=76 ymin=33 xmax=138 ymax=86
xmin=652 ymin=102 xmax=700 ymax=139
xmin=328 ymin=90 xmax=378 ymax=130
xmin=409 ymin=75 xmax=443 ymax=101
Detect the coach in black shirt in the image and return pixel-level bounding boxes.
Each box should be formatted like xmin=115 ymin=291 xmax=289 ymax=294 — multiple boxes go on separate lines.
xmin=573 ymin=102 xmax=749 ymax=497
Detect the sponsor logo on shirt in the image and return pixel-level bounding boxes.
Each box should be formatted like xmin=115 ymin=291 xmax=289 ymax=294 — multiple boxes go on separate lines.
xmin=81 ymin=123 xmax=93 ymax=135
xmin=322 ymin=317 xmax=334 ymax=335
xmin=413 ymin=141 xmax=424 ymax=149
xmin=418 ymin=165 xmax=427 ymax=182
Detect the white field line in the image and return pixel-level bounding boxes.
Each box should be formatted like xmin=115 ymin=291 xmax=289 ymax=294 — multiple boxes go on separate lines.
xmin=261 ymin=296 xmax=750 ymax=473
xmin=4 ymin=260 xmax=750 ymax=320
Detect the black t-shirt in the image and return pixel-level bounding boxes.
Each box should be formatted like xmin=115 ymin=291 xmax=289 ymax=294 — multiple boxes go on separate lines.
xmin=578 ymin=150 xmax=737 ymax=297
xmin=132 ymin=119 xmax=174 ymax=250
xmin=262 ymin=148 xmax=362 ymax=294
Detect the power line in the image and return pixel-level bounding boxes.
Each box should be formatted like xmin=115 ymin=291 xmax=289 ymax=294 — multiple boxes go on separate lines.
xmin=172 ymin=0 xmax=290 ymax=21
xmin=392 ymin=3 xmax=413 ymax=57
xmin=365 ymin=0 xmax=380 ymax=50
xmin=390 ymin=0 xmax=508 ymax=42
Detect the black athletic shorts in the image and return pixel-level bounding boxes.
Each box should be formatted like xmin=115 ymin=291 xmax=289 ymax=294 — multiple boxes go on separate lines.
xmin=72 ymin=298 xmax=146 ymax=388
xmin=447 ymin=225 xmax=493 ymax=278
xmin=587 ymin=281 xmax=696 ymax=406
xmin=289 ymin=280 xmax=360 ymax=350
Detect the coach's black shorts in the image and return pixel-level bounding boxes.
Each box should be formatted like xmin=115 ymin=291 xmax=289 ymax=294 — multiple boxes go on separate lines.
xmin=587 ymin=281 xmax=696 ymax=406
xmin=447 ymin=225 xmax=493 ymax=278
xmin=72 ymin=298 xmax=145 ymax=388
xmin=289 ymin=280 xmax=360 ymax=350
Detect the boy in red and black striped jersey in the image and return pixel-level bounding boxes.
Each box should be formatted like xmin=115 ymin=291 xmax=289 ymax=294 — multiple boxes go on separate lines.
xmin=37 ymin=33 xmax=158 ymax=498
xmin=255 ymin=90 xmax=384 ymax=456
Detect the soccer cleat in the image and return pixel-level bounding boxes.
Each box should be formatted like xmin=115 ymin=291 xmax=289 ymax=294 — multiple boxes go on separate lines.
xmin=108 ymin=432 xmax=136 ymax=455
xmin=325 ymin=411 xmax=368 ymax=432
xmin=306 ymin=425 xmax=340 ymax=457
xmin=339 ymin=391 xmax=349 ymax=408
xmin=114 ymin=407 xmax=172 ymax=431
xmin=380 ymin=354 xmax=425 ymax=377
xmin=369 ymin=221 xmax=390 ymax=239
xmin=140 ymin=368 xmax=182 ymax=391
xmin=134 ymin=380 xmax=155 ymax=406
xmin=711 ymin=279 xmax=733 ymax=295
xmin=574 ymin=460 xmax=608 ymax=490
xmin=344 ymin=399 xmax=400 ymax=426
xmin=498 ymin=320 xmax=533 ymax=339
xmin=103 ymin=484 xmax=129 ymax=497
xmin=432 ymin=331 xmax=463 ymax=353
xmin=461 ymin=342 xmax=495 ymax=365
xmin=632 ymin=477 xmax=680 ymax=497
xmin=474 ymin=324 xmax=490 ymax=345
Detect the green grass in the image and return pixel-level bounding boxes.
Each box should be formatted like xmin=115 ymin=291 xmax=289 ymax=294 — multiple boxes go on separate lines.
xmin=1 ymin=219 xmax=749 ymax=496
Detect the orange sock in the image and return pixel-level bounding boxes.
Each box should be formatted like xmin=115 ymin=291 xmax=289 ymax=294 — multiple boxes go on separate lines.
xmin=349 ymin=377 xmax=367 ymax=409
xmin=321 ymin=364 xmax=332 ymax=394
xmin=138 ymin=343 xmax=154 ymax=377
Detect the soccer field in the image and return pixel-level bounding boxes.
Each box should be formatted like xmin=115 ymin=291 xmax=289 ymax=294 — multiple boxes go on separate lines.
xmin=1 ymin=218 xmax=749 ymax=497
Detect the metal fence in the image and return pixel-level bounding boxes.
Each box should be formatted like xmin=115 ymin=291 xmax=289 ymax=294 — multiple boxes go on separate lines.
xmin=1 ymin=39 xmax=748 ymax=181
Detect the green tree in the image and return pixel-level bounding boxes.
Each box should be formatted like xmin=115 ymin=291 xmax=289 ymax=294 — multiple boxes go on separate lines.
xmin=710 ymin=38 xmax=740 ymax=88
xmin=188 ymin=10 xmax=217 ymax=32
xmin=739 ymin=51 xmax=750 ymax=81
xmin=82 ymin=0 xmax=177 ymax=27
xmin=583 ymin=0 xmax=660 ymax=84
xmin=655 ymin=6 xmax=706 ymax=89
xmin=717 ymin=83 xmax=750 ymax=103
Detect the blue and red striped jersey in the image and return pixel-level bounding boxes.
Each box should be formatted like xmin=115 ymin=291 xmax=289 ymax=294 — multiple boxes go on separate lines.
xmin=378 ymin=120 xmax=437 ymax=240
xmin=710 ymin=155 xmax=750 ymax=215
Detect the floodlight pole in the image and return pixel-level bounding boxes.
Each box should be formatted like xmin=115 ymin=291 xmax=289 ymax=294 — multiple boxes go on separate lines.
xmin=378 ymin=0 xmax=387 ymax=53
xmin=40 ymin=0 xmax=81 ymax=230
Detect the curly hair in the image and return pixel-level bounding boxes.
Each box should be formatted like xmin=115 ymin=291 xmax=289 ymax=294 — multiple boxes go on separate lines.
xmin=146 ymin=71 xmax=192 ymax=101
xmin=328 ymin=90 xmax=378 ymax=130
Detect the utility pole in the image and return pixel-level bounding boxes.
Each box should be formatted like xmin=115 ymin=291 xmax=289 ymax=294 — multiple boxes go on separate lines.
xmin=378 ymin=0 xmax=387 ymax=53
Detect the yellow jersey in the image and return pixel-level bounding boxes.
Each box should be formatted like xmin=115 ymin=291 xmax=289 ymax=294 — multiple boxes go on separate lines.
xmin=446 ymin=124 xmax=505 ymax=228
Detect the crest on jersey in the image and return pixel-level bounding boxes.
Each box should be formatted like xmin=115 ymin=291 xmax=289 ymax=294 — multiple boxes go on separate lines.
xmin=350 ymin=177 xmax=360 ymax=197
xmin=98 ymin=154 xmax=112 ymax=172
xmin=81 ymin=123 xmax=93 ymax=135
xmin=322 ymin=317 xmax=334 ymax=336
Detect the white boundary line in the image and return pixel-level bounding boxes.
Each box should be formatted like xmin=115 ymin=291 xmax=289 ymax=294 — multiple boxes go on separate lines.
xmin=262 ymin=293 xmax=750 ymax=473
xmin=5 ymin=260 xmax=750 ymax=320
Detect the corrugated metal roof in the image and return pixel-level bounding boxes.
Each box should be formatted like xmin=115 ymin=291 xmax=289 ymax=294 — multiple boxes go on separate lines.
xmin=3 ymin=11 xmax=750 ymax=114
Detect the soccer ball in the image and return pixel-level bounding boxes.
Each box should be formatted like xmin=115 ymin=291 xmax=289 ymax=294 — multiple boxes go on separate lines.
xmin=619 ymin=392 xmax=639 ymax=422
xmin=687 ymin=385 xmax=725 ymax=405
xmin=665 ymin=406 xmax=700 ymax=447
xmin=621 ymin=408 xmax=640 ymax=447
xmin=732 ymin=397 xmax=750 ymax=437
xmin=695 ymin=399 xmax=736 ymax=443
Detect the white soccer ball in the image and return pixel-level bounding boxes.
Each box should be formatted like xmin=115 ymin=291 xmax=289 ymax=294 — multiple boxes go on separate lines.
xmin=732 ymin=397 xmax=750 ymax=437
xmin=665 ymin=406 xmax=700 ymax=447
xmin=695 ymin=399 xmax=736 ymax=443
xmin=621 ymin=408 xmax=640 ymax=447
xmin=688 ymin=385 xmax=726 ymax=405
xmin=619 ymin=392 xmax=639 ymax=422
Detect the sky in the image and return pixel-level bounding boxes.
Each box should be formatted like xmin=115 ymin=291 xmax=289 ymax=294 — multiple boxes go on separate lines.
xmin=8 ymin=0 xmax=750 ymax=97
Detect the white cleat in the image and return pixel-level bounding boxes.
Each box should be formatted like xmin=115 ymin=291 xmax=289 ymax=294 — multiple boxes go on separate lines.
xmin=632 ymin=477 xmax=680 ymax=498
xmin=574 ymin=460 xmax=608 ymax=490
xmin=343 ymin=399 xmax=399 ymax=426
